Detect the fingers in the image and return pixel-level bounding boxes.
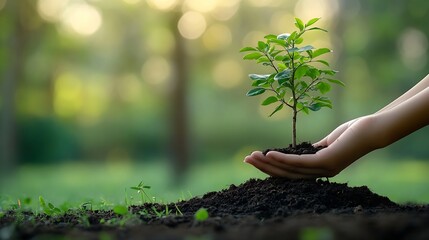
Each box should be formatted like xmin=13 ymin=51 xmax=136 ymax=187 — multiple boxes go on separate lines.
xmin=313 ymin=137 xmax=328 ymax=147
xmin=244 ymin=151 xmax=329 ymax=179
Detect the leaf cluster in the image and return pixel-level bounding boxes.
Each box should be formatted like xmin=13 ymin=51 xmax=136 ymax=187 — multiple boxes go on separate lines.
xmin=240 ymin=17 xmax=344 ymax=117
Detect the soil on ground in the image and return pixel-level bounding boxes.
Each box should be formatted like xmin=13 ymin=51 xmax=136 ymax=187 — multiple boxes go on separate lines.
xmin=1 ymin=177 xmax=428 ymax=240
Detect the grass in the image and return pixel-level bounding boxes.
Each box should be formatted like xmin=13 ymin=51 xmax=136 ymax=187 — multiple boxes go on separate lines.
xmin=1 ymin=153 xmax=428 ymax=211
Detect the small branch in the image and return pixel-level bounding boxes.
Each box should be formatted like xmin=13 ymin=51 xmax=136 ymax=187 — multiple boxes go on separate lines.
xmin=263 ymin=52 xmax=279 ymax=73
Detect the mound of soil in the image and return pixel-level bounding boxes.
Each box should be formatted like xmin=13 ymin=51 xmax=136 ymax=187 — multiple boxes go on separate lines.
xmin=1 ymin=177 xmax=429 ymax=240
xmin=135 ymin=178 xmax=396 ymax=220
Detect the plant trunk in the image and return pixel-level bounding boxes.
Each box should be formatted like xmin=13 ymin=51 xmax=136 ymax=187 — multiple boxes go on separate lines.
xmin=292 ymin=109 xmax=297 ymax=148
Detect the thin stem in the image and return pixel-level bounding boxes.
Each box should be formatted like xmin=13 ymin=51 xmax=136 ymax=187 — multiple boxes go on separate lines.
xmin=290 ymin=41 xmax=298 ymax=148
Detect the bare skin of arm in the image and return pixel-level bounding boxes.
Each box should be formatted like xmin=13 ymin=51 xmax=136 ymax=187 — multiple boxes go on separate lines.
xmin=244 ymin=74 xmax=429 ymax=179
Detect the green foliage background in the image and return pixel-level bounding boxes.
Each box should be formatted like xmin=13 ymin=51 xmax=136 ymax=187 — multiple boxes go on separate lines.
xmin=0 ymin=0 xmax=428 ymax=204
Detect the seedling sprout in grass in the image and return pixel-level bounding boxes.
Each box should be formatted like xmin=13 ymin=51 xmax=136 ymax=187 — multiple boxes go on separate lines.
xmin=240 ymin=17 xmax=344 ymax=147
xmin=39 ymin=196 xmax=62 ymax=216
xmin=130 ymin=181 xmax=152 ymax=204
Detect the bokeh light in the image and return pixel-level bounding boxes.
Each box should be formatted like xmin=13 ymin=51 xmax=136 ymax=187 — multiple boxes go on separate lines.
xmin=79 ymin=80 xmax=108 ymax=125
xmin=211 ymin=0 xmax=240 ymax=21
xmin=184 ymin=0 xmax=217 ymax=13
xmin=54 ymin=73 xmax=83 ymax=118
xmin=122 ymin=0 xmax=141 ymax=5
xmin=177 ymin=11 xmax=207 ymax=40
xmin=294 ymin=0 xmax=339 ymax=21
xmin=212 ymin=59 xmax=243 ymax=89
xmin=269 ymin=12 xmax=294 ymax=34
xmin=249 ymin=0 xmax=281 ymax=7
xmin=117 ymin=74 xmax=143 ymax=103
xmin=242 ymin=31 xmax=267 ymax=46
xmin=61 ymin=2 xmax=102 ymax=36
xmin=202 ymin=24 xmax=232 ymax=51
xmin=141 ymin=56 xmax=172 ymax=86
xmin=146 ymin=27 xmax=175 ymax=54
xmin=37 ymin=0 xmax=69 ymax=22
xmin=146 ymin=0 xmax=178 ymax=11
xmin=397 ymin=28 xmax=428 ymax=71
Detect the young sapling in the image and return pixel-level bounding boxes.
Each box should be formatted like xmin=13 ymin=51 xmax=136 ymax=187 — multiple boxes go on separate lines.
xmin=130 ymin=181 xmax=152 ymax=204
xmin=240 ymin=17 xmax=344 ymax=148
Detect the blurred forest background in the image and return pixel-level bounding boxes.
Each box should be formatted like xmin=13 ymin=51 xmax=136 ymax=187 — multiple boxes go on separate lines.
xmin=1 ymin=0 xmax=429 ymax=205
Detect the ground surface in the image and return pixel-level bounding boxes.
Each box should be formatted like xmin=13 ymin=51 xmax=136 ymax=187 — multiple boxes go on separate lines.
xmin=1 ymin=177 xmax=429 ymax=240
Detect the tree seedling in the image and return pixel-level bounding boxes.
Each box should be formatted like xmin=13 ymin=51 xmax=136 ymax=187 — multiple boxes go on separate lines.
xmin=130 ymin=181 xmax=152 ymax=204
xmin=241 ymin=17 xmax=344 ymax=147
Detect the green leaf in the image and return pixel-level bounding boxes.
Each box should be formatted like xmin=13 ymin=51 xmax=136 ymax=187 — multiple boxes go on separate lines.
xmin=243 ymin=52 xmax=263 ymax=60
xmin=295 ymin=65 xmax=309 ymax=80
xmin=249 ymin=74 xmax=270 ymax=81
xmin=327 ymin=78 xmax=345 ymax=86
xmin=194 ymin=208 xmax=209 ymax=222
xmin=308 ymin=103 xmax=323 ymax=111
xmin=312 ymin=48 xmax=332 ymax=58
xmin=295 ymin=17 xmax=304 ymax=31
xmin=277 ymin=33 xmax=290 ymax=40
xmin=277 ymin=62 xmax=287 ymax=71
xmin=261 ymin=96 xmax=278 ymax=106
xmin=246 ymin=88 xmax=265 ymax=96
xmin=321 ymin=69 xmax=338 ymax=76
xmin=257 ymin=56 xmax=270 ymax=63
xmin=297 ymin=102 xmax=309 ymax=114
xmin=314 ymin=60 xmax=330 ymax=66
xmin=307 ymin=68 xmax=320 ymax=79
xmin=239 ymin=47 xmax=257 ymax=52
xmin=288 ymin=31 xmax=298 ymax=41
xmin=264 ymin=34 xmax=277 ymax=40
xmin=288 ymin=45 xmax=313 ymax=53
xmin=269 ymin=39 xmax=287 ymax=47
xmin=113 ymin=205 xmax=129 ymax=215
xmin=305 ymin=18 xmax=320 ymax=27
xmin=257 ymin=41 xmax=268 ymax=51
xmin=307 ymin=27 xmax=328 ymax=32
xmin=314 ymin=97 xmax=332 ymax=108
xmin=295 ymin=37 xmax=303 ymax=44
xmin=298 ymin=45 xmax=314 ymax=52
xmin=274 ymin=69 xmax=292 ymax=81
xmin=316 ymin=82 xmax=331 ymax=94
xmin=251 ymin=80 xmax=266 ymax=87
xmin=39 ymin=196 xmax=46 ymax=208
xmin=269 ymin=104 xmax=284 ymax=117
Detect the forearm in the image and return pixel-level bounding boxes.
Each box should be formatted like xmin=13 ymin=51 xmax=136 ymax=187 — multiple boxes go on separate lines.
xmin=377 ymin=74 xmax=429 ymax=113
xmin=372 ymin=85 xmax=429 ymax=147
xmin=318 ymin=87 xmax=429 ymax=172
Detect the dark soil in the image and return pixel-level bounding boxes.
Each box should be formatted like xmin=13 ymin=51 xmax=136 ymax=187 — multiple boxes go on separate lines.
xmin=1 ymin=177 xmax=429 ymax=240
xmin=262 ymin=142 xmax=325 ymax=155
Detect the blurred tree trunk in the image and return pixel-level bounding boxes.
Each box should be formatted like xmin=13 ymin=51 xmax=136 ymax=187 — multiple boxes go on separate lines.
xmin=1 ymin=1 xmax=21 ymax=175
xmin=169 ymin=11 xmax=190 ymax=184
xmin=332 ymin=1 xmax=347 ymax=126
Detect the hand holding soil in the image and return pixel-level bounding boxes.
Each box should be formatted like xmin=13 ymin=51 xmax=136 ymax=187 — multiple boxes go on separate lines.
xmin=245 ymin=74 xmax=429 ymax=179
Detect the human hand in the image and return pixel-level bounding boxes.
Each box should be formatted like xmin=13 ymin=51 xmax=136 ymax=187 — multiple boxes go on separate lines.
xmin=244 ymin=116 xmax=376 ymax=179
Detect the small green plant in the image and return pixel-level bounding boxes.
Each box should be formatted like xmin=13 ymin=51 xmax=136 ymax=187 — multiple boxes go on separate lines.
xmin=194 ymin=207 xmax=209 ymax=222
xmin=113 ymin=204 xmax=129 ymax=215
xmin=130 ymin=181 xmax=152 ymax=204
xmin=240 ymin=17 xmax=344 ymax=147
xmin=39 ymin=196 xmax=62 ymax=216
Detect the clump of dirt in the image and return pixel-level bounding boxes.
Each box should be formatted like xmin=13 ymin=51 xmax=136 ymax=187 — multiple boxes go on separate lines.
xmin=262 ymin=142 xmax=325 ymax=155
xmin=133 ymin=177 xmax=397 ymax=219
